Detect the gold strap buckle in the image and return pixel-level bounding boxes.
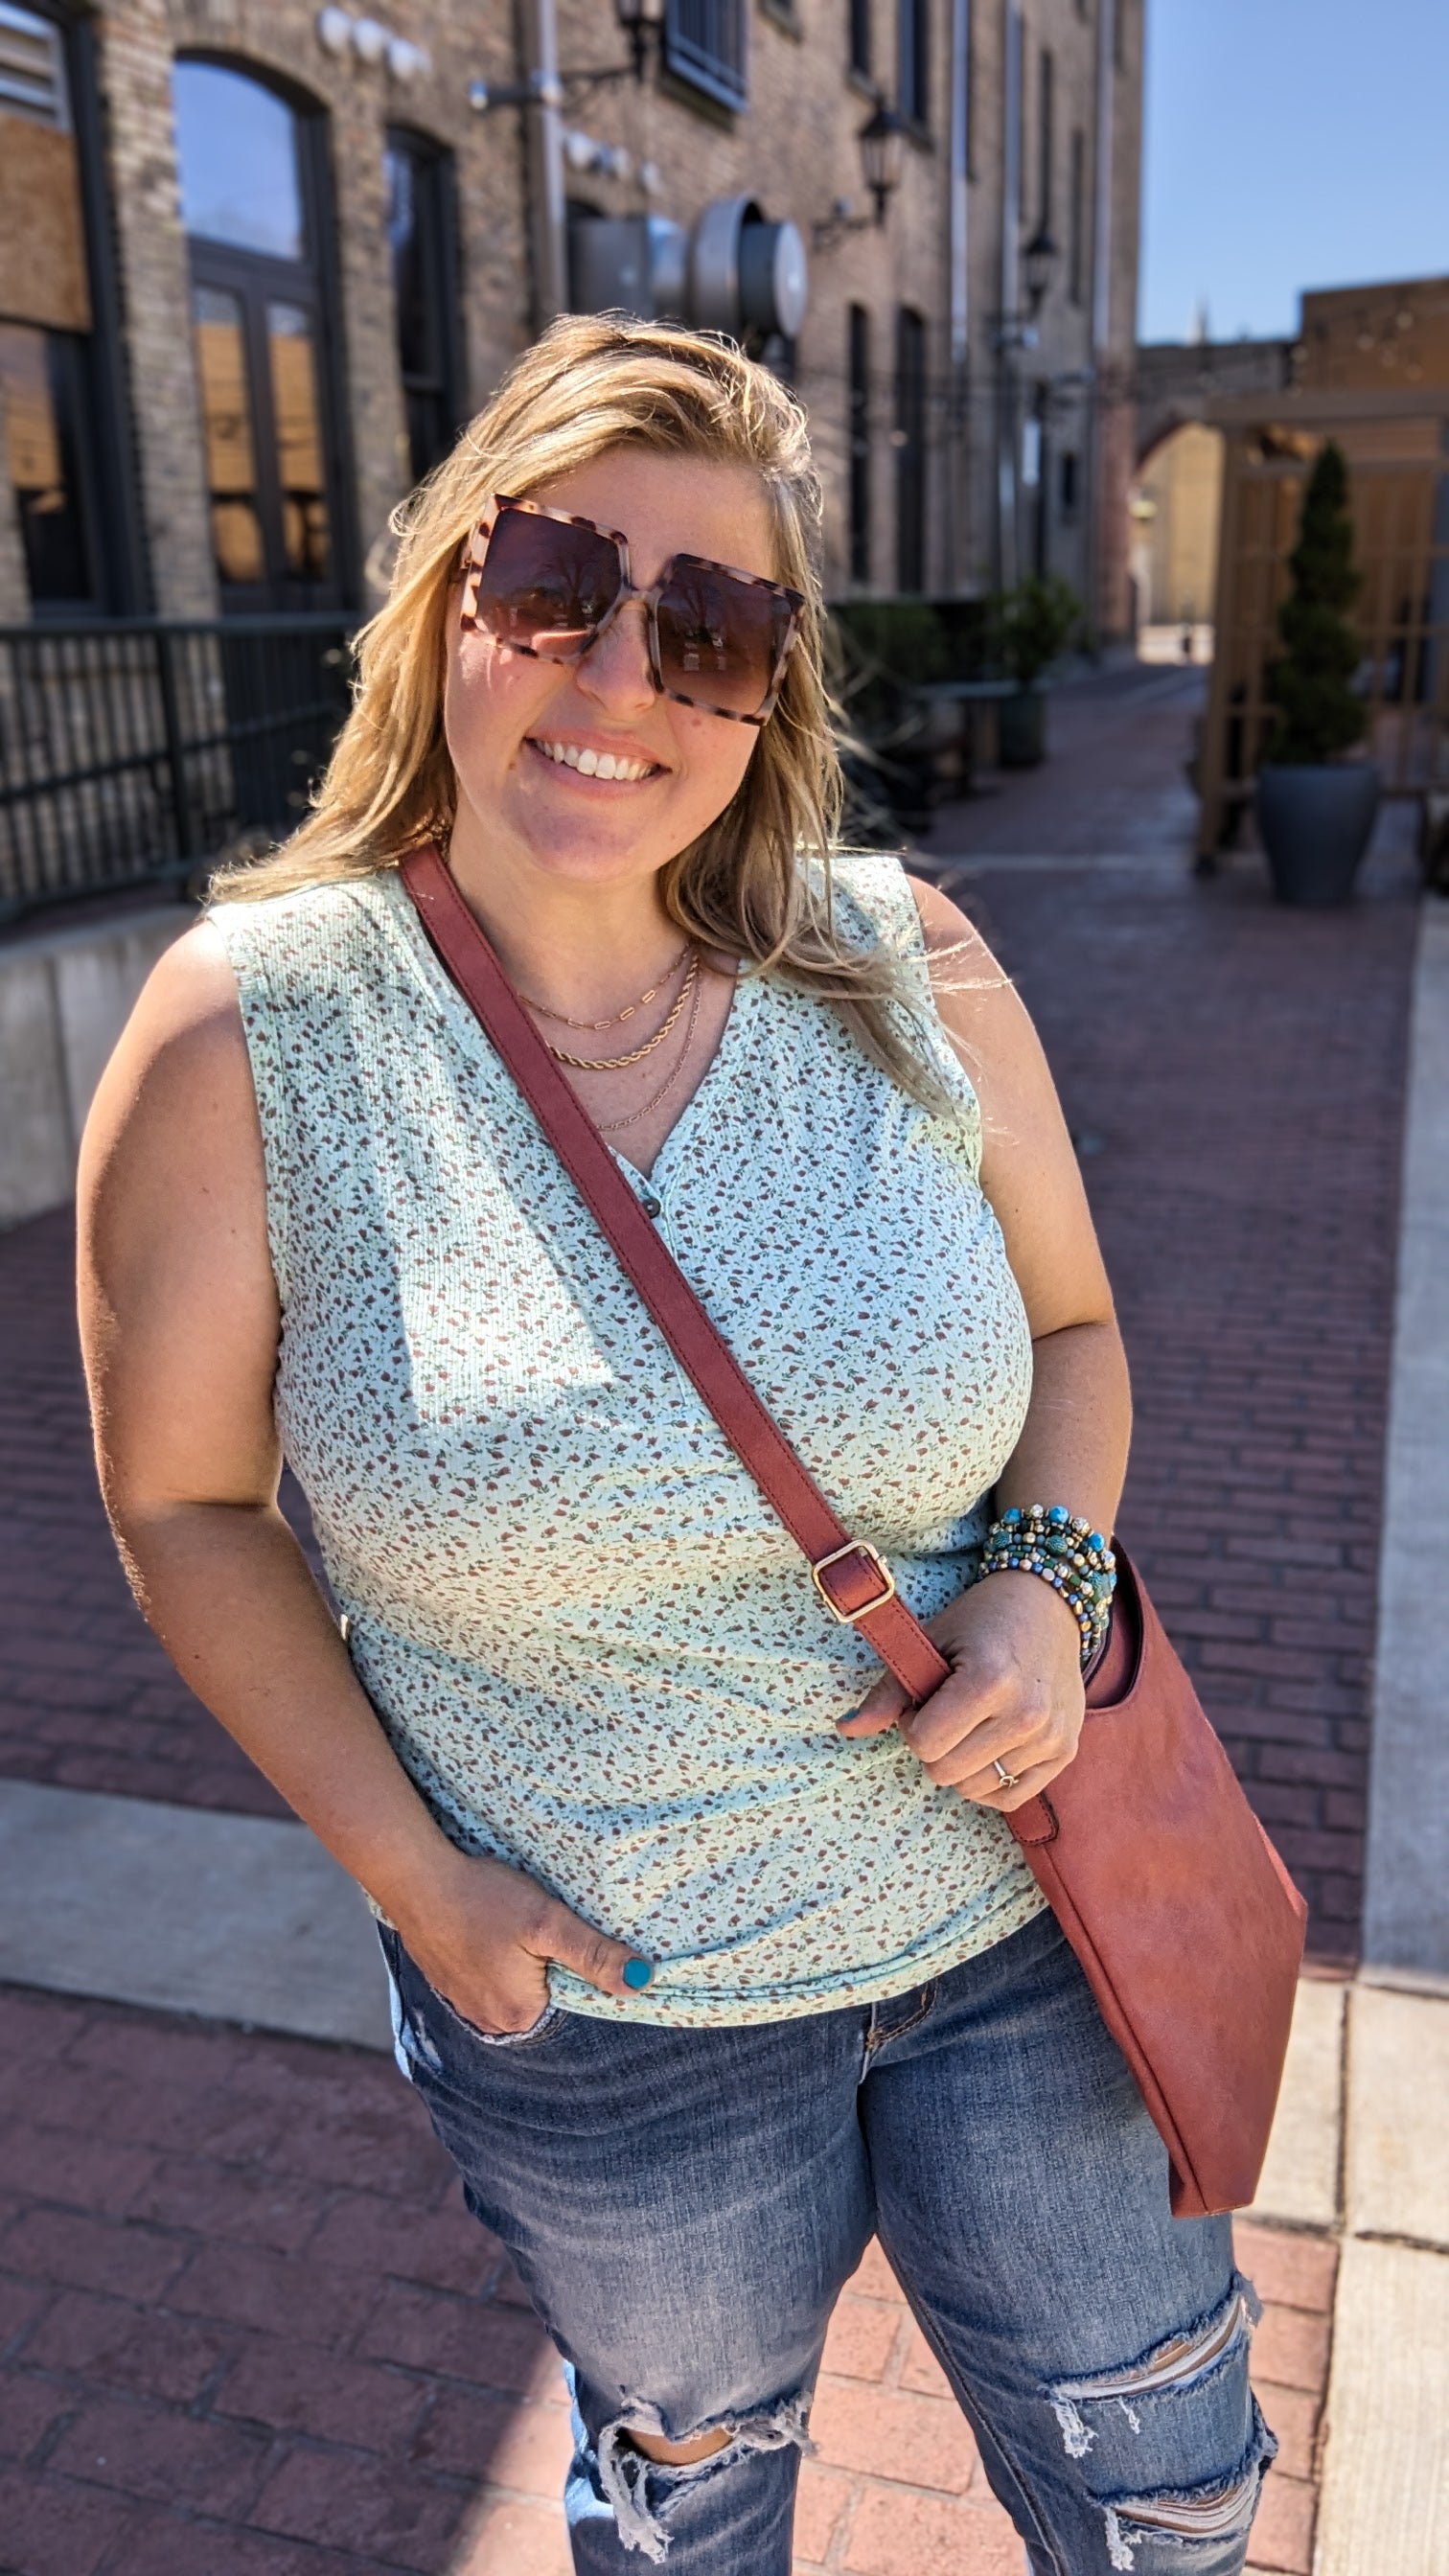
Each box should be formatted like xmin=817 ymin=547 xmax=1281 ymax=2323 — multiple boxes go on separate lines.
xmin=811 ymin=1540 xmax=898 ymax=1624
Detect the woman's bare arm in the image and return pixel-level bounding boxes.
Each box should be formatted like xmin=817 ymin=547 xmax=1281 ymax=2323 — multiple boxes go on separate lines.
xmin=77 ymin=926 xmax=647 ymax=2025
xmin=840 ymin=878 xmax=1133 ymax=1805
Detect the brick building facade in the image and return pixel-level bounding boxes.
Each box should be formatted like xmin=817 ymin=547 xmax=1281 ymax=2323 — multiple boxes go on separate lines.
xmin=0 ymin=0 xmax=1142 ymax=634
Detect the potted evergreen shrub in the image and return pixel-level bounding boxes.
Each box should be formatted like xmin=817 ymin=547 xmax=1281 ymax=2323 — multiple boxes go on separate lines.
xmin=991 ymin=575 xmax=1085 ymax=767
xmin=1256 ymin=440 xmax=1378 ymax=906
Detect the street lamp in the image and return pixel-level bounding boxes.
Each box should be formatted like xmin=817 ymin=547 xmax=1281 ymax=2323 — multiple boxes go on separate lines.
xmin=812 ymin=101 xmax=907 ymax=252
xmin=858 ymin=104 xmax=908 ymax=224
xmin=613 ymin=0 xmax=666 ymax=83
xmin=1022 ymin=223 xmax=1059 ymax=317
xmin=470 ymin=0 xmax=662 ymax=112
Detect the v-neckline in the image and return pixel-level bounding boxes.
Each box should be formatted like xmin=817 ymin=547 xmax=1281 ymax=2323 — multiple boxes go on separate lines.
xmin=612 ymin=960 xmax=756 ymax=1187
xmin=388 ymin=870 xmax=757 ymax=1190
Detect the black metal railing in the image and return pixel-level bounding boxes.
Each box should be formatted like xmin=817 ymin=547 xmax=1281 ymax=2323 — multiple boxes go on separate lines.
xmin=0 ymin=615 xmax=354 ymax=924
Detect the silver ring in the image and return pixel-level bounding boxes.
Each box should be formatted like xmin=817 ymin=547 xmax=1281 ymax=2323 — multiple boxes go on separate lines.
xmin=993 ymin=1758 xmax=1020 ymax=1789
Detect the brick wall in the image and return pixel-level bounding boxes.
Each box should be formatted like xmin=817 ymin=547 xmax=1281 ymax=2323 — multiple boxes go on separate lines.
xmin=4 ymin=1 xmax=1142 ymax=622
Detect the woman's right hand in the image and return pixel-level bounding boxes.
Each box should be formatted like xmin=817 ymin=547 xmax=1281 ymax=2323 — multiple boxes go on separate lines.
xmin=390 ymin=1848 xmax=653 ymax=2035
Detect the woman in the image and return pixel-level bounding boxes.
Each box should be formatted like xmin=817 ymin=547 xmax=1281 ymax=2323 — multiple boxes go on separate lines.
xmin=79 ymin=316 xmax=1274 ymax=2573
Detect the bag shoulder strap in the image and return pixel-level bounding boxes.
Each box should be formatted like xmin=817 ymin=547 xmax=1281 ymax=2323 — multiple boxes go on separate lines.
xmin=401 ymin=842 xmax=953 ymax=1708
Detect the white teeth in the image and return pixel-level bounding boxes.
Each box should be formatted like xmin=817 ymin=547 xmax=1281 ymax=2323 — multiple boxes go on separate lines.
xmin=534 ymin=740 xmax=653 ymax=780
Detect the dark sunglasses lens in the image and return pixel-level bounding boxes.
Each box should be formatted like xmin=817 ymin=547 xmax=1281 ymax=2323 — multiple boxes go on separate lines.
xmin=656 ymin=565 xmax=788 ymax=717
xmin=475 ymin=509 xmax=621 ymax=656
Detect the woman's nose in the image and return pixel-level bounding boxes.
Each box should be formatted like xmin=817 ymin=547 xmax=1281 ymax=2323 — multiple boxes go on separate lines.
xmin=577 ymin=598 xmax=656 ymax=713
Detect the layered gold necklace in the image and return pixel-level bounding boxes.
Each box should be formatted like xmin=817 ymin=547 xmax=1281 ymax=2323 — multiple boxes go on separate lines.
xmin=527 ymin=949 xmax=700 ymax=1071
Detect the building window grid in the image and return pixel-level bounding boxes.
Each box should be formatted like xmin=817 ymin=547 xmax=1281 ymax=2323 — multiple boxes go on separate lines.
xmin=663 ymin=0 xmax=748 ymax=111
xmin=898 ymin=0 xmax=929 ymax=129
xmin=1069 ymin=124 xmax=1086 ymax=304
xmin=384 ymin=127 xmax=461 ymax=488
xmin=1038 ymin=44 xmax=1054 ymax=229
xmin=1017 ymin=23 xmax=1029 ymax=219
xmin=894 ymin=304 xmax=926 ymax=593
xmin=0 ymin=0 xmax=67 ymax=126
xmin=848 ymin=302 xmax=871 ymax=586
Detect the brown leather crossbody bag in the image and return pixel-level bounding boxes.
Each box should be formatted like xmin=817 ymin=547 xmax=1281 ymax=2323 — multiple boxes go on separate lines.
xmin=402 ymin=842 xmax=1307 ymax=2219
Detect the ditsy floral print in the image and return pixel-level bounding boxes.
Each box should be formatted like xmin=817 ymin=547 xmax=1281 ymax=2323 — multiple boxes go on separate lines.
xmin=211 ymin=855 xmax=1046 ymax=2025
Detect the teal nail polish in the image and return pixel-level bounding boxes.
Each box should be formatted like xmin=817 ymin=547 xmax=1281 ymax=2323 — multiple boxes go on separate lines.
xmin=622 ymin=1958 xmax=654 ymax=1990
xmin=838 ymin=1708 xmax=862 ymax=1726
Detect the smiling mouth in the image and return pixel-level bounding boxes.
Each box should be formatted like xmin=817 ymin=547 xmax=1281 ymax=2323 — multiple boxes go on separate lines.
xmin=528 ymin=737 xmax=663 ymax=784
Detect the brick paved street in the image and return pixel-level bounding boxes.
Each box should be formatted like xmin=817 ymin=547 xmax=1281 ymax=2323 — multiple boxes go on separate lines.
xmin=925 ymin=667 xmax=1420 ymax=1959
xmin=0 ymin=1986 xmax=1332 ymax=2576
xmin=0 ymin=662 xmax=1414 ymax=2569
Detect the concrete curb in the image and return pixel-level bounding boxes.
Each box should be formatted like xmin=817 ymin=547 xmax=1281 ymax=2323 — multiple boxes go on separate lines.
xmin=1314 ymin=899 xmax=1449 ymax=2572
xmin=0 ymin=1777 xmax=390 ymax=2051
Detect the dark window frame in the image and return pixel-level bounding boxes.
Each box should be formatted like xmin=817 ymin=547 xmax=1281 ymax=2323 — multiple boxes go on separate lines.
xmin=384 ymin=125 xmax=465 ymax=488
xmin=848 ymin=302 xmax=871 ymax=586
xmin=176 ymin=51 xmax=357 ymax=613
xmin=1038 ymin=43 xmax=1054 ymax=230
xmin=898 ymin=0 xmax=930 ymax=131
xmin=849 ymin=0 xmax=872 ymax=82
xmin=894 ymin=303 xmax=926 ymax=594
xmin=960 ymin=0 xmax=976 ymax=178
xmin=1 ymin=1 xmax=147 ymax=613
xmin=1069 ymin=124 xmax=1086 ymax=305
xmin=662 ymin=0 xmax=748 ymax=113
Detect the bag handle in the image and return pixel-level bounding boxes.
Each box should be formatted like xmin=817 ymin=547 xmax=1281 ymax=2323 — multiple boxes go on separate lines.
xmin=402 ymin=844 xmax=1055 ymax=1837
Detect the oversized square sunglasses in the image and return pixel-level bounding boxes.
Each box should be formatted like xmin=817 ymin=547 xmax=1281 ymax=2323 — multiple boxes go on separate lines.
xmin=459 ymin=495 xmax=806 ymax=726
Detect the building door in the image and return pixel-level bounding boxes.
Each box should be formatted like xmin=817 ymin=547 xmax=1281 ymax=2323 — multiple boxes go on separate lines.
xmin=172 ymin=58 xmax=346 ymax=610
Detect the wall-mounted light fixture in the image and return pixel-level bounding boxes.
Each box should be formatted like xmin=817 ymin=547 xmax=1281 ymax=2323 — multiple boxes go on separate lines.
xmin=316 ymin=8 xmax=430 ymax=80
xmin=471 ymin=0 xmax=663 ymax=115
xmin=1022 ymin=223 xmax=1060 ymax=316
xmin=612 ymin=0 xmax=667 ymax=84
xmin=991 ymin=224 xmax=1062 ymax=351
xmin=812 ymin=102 xmax=907 ymax=252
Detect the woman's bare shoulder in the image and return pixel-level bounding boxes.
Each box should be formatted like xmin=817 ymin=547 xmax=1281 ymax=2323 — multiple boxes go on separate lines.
xmin=79 ymin=919 xmax=262 ymax=1223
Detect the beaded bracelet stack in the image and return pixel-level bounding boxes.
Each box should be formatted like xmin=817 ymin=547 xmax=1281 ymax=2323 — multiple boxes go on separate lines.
xmin=978 ymin=1505 xmax=1117 ymax=1669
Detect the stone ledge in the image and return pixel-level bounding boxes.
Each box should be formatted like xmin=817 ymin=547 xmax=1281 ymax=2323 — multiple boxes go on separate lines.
xmin=0 ymin=904 xmax=188 ymax=1225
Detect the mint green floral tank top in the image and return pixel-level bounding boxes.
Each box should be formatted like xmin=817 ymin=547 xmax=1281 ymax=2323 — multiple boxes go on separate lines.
xmin=211 ymin=852 xmax=1046 ymax=2025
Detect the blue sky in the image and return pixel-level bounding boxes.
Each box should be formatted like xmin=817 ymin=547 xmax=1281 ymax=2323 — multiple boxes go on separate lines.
xmin=1139 ymin=0 xmax=1449 ymax=344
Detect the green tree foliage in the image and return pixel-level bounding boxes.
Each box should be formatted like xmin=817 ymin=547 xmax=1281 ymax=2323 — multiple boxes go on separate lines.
xmin=991 ymin=576 xmax=1085 ymax=688
xmin=1267 ymin=441 xmax=1368 ymax=765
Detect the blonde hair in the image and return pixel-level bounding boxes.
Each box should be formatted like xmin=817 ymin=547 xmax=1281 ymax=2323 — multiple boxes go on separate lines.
xmin=212 ymin=312 xmax=946 ymax=1104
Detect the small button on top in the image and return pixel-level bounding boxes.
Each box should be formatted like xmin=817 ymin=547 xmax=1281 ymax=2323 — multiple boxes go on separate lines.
xmin=640 ymin=1193 xmax=662 ymax=1219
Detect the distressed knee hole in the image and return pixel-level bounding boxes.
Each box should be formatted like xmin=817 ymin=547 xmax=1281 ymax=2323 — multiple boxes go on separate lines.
xmin=624 ymin=2425 xmax=734 ymax=2467
xmin=1104 ymin=2458 xmax=1267 ymax=2568
xmin=596 ymin=2389 xmax=814 ymax=2561
xmin=1048 ymin=2281 xmax=1259 ymax=2456
xmin=1044 ymin=2279 xmax=1275 ymax=2570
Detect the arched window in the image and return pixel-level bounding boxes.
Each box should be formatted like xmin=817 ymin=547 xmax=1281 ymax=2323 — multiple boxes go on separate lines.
xmin=172 ymin=58 xmax=346 ymax=608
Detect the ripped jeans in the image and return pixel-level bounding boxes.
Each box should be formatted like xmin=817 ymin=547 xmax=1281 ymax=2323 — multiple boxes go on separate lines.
xmin=379 ymin=1907 xmax=1276 ymax=2574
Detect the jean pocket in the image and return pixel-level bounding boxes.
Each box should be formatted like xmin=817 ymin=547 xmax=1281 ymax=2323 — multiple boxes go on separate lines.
xmin=429 ymin=1986 xmax=566 ymax=2052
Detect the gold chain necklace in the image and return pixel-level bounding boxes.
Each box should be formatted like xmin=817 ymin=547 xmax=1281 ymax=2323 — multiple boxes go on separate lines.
xmin=522 ymin=940 xmax=692 ymax=1034
xmin=595 ymin=956 xmax=702 ymax=1134
xmin=542 ymin=953 xmax=700 ymax=1071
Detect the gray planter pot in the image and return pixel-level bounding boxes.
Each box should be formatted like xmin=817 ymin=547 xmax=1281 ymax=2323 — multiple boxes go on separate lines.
xmin=999 ymin=685 xmax=1046 ymax=769
xmin=1255 ymin=762 xmax=1380 ymax=908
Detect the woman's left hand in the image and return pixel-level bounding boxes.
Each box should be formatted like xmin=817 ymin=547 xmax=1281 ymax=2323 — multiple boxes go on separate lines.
xmin=836 ymin=1571 xmax=1086 ymax=1811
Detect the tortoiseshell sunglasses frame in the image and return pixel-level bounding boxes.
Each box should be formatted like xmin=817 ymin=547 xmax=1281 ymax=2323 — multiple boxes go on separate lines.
xmin=458 ymin=494 xmax=806 ymax=726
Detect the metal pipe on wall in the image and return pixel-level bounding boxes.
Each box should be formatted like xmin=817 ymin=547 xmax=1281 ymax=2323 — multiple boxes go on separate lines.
xmin=516 ymin=0 xmax=568 ymax=332
xmin=946 ymin=0 xmax=972 ymax=591
xmin=996 ymin=0 xmax=1024 ymax=594
xmin=1084 ymin=0 xmax=1116 ymax=635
